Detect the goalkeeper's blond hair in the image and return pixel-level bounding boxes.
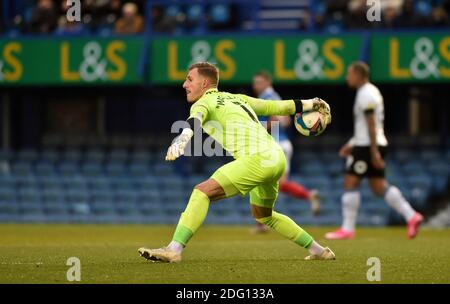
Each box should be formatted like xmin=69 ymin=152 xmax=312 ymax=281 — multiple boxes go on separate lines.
xmin=188 ymin=62 xmax=219 ymax=87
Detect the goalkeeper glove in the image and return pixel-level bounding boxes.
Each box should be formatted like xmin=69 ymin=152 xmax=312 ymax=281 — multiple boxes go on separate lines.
xmin=165 ymin=128 xmax=193 ymax=161
xmin=302 ymin=97 xmax=332 ymax=125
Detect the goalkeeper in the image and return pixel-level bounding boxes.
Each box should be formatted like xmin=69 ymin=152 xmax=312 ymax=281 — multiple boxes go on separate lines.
xmin=138 ymin=62 xmax=333 ymax=263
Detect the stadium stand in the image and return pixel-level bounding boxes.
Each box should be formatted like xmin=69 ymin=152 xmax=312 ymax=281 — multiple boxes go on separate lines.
xmin=1 ymin=0 xmax=449 ymax=35
xmin=0 ymin=0 xmax=448 ymax=226
xmin=0 ymin=141 xmax=447 ymax=224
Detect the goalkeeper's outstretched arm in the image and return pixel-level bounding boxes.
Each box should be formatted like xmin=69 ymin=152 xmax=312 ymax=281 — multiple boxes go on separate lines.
xmin=242 ymin=95 xmax=331 ymax=122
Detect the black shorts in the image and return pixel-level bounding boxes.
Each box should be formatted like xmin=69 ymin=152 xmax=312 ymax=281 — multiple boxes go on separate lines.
xmin=345 ymin=146 xmax=387 ymax=178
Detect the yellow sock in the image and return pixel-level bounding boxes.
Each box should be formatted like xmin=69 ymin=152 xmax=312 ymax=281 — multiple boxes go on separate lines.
xmin=172 ymin=189 xmax=210 ymax=246
xmin=256 ymin=211 xmax=313 ymax=248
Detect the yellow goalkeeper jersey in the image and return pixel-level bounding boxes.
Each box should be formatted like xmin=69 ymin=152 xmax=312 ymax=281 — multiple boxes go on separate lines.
xmin=189 ymin=88 xmax=296 ymax=159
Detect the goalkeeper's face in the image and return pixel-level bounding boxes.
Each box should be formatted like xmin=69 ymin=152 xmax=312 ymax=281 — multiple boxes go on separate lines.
xmin=183 ymin=68 xmax=208 ymax=103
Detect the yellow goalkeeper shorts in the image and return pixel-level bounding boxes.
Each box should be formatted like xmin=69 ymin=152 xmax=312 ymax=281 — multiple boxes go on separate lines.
xmin=210 ymin=146 xmax=286 ymax=208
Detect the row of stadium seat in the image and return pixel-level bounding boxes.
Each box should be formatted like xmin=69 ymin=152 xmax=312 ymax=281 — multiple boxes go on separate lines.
xmin=2 ymin=148 xmax=450 ymax=164
xmin=0 ymin=148 xmax=448 ymax=225
xmin=1 ymin=158 xmax=448 ymax=180
xmin=0 ymin=171 xmax=440 ymax=197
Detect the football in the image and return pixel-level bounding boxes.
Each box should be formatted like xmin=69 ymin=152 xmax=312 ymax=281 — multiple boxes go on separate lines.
xmin=294 ymin=111 xmax=327 ymax=136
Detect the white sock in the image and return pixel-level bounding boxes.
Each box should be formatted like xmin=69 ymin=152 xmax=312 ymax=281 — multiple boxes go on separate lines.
xmin=167 ymin=240 xmax=184 ymax=253
xmin=308 ymin=241 xmax=325 ymax=256
xmin=384 ymin=185 xmax=415 ymax=222
xmin=341 ymin=191 xmax=360 ymax=231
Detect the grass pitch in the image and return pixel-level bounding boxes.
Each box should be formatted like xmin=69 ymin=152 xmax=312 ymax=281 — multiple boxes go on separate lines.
xmin=0 ymin=224 xmax=449 ymax=284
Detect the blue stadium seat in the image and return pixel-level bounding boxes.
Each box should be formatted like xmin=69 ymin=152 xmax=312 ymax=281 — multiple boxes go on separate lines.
xmin=115 ymin=201 xmax=139 ymax=214
xmin=295 ymin=151 xmax=317 ymax=163
xmin=91 ymin=189 xmax=115 ymax=204
xmin=203 ymin=161 xmax=222 ymax=173
xmin=108 ymin=149 xmax=129 ymax=163
xmin=138 ymin=188 xmax=160 ymax=204
xmin=427 ymin=160 xmax=449 ymax=194
xmin=105 ymin=162 xmax=127 ymax=177
xmin=129 ymin=162 xmax=150 ymax=177
xmin=285 ymin=201 xmax=311 ymax=214
xmin=35 ymin=162 xmax=56 ymax=177
xmin=88 ymin=176 xmax=111 ymax=191
xmin=63 ymin=176 xmax=88 ymax=191
xmin=401 ymin=161 xmax=426 ymax=175
xmin=299 ymin=161 xmax=324 ymax=176
xmin=329 ymin=176 xmax=344 ymax=189
xmin=138 ymin=176 xmax=159 ymax=189
xmin=0 ymin=175 xmax=16 ymax=190
xmin=17 ymin=149 xmax=39 ymax=163
xmin=45 ymin=214 xmax=71 ymax=223
xmin=406 ymin=174 xmax=432 ymax=190
xmin=326 ymin=160 xmax=344 ymax=176
xmin=16 ymin=175 xmax=38 ymax=189
xmin=85 ymin=149 xmax=105 ymax=163
xmin=11 ymin=161 xmax=33 ymax=176
xmin=160 ymin=175 xmax=184 ymax=189
xmin=137 ymin=201 xmax=157 ymax=214
xmin=428 ymin=159 xmax=449 ymax=176
xmin=65 ymin=189 xmax=89 ymax=204
xmin=62 ymin=149 xmax=82 ymax=163
xmin=406 ymin=188 xmax=428 ymax=209
xmin=18 ymin=188 xmax=40 ymax=203
xmin=40 ymin=176 xmax=63 ymax=190
xmin=41 ymin=189 xmax=65 ymax=204
xmin=161 ymin=188 xmax=190 ymax=202
xmin=59 ymin=162 xmax=79 ymax=177
xmin=110 ymin=177 xmax=136 ymax=191
xmin=186 ymin=174 xmax=207 ymax=188
xmin=154 ymin=162 xmax=175 ymax=176
xmin=0 ymin=188 xmax=16 ymax=203
xmin=0 ymin=150 xmax=12 ymax=162
xmin=40 ymin=149 xmax=60 ymax=164
xmin=115 ymin=190 xmax=138 ymax=204
xmin=419 ymin=149 xmax=441 ymax=164
xmin=393 ymin=149 xmax=413 ymax=164
xmin=0 ymin=201 xmax=20 ymax=215
xmin=81 ymin=162 xmax=103 ymax=177
xmin=130 ymin=150 xmax=152 ymax=163
xmin=20 ymin=213 xmax=47 ymax=223
xmin=302 ymin=175 xmax=330 ymax=192
xmin=43 ymin=201 xmax=69 ymax=215
xmin=19 ymin=199 xmax=43 ymax=214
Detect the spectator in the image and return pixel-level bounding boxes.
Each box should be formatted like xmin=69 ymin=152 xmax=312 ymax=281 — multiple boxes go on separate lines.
xmin=56 ymin=0 xmax=86 ymax=35
xmin=395 ymin=0 xmax=416 ymax=27
xmin=345 ymin=0 xmax=373 ymax=29
xmin=207 ymin=4 xmax=237 ymax=31
xmin=381 ymin=2 xmax=400 ymax=28
xmin=151 ymin=5 xmax=177 ymax=33
xmin=115 ymin=2 xmax=144 ymax=34
xmin=109 ymin=0 xmax=123 ymax=22
xmin=28 ymin=0 xmax=58 ymax=34
xmin=430 ymin=6 xmax=449 ymax=27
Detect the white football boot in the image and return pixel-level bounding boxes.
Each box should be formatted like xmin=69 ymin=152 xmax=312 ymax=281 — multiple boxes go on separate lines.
xmin=304 ymin=247 xmax=336 ymax=260
xmin=138 ymin=246 xmax=182 ymax=263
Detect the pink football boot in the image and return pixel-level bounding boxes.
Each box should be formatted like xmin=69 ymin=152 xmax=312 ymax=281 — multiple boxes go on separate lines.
xmin=407 ymin=212 xmax=424 ymax=239
xmin=325 ymin=228 xmax=355 ymax=240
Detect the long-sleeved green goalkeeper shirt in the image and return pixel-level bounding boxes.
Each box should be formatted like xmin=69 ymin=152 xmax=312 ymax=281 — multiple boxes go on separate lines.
xmin=188 ymin=88 xmax=297 ymax=159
